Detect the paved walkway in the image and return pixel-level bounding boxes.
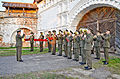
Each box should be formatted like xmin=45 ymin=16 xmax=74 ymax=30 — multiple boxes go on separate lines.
xmin=0 ymin=53 xmax=120 ymax=79
xmin=0 ymin=53 xmax=80 ymax=76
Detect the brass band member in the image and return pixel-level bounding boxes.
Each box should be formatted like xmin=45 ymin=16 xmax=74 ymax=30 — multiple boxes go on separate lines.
xmin=93 ymin=31 xmax=102 ymax=60
xmin=84 ymin=29 xmax=93 ymax=70
xmin=30 ymin=32 xmax=34 ymax=51
xmin=101 ymin=30 xmax=111 ymax=65
xmin=16 ymin=30 xmax=25 ymax=62
xmin=58 ymin=30 xmax=63 ymax=56
xmin=39 ymin=32 xmax=44 ymax=52
xmin=47 ymin=31 xmax=52 ymax=53
xmin=51 ymin=30 xmax=57 ymax=55
xmin=73 ymin=31 xmax=79 ymax=61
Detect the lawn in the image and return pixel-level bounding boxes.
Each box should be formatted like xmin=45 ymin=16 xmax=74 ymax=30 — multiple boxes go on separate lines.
xmin=93 ymin=56 xmax=120 ymax=75
xmin=0 ymin=47 xmax=37 ymax=49
xmin=0 ymin=72 xmax=78 ymax=79
xmin=0 ymin=47 xmax=58 ymax=57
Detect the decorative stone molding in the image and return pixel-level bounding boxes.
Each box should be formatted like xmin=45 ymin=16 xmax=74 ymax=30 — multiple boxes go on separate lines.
xmin=69 ymin=0 xmax=120 ymax=27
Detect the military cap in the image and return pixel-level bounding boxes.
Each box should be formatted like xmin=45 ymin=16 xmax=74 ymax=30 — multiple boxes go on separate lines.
xmin=66 ymin=29 xmax=68 ymax=32
xmin=70 ymin=30 xmax=73 ymax=34
xmin=80 ymin=29 xmax=83 ymax=33
xmin=31 ymin=32 xmax=34 ymax=34
xmin=84 ymin=30 xmax=87 ymax=33
xmin=74 ymin=31 xmax=78 ymax=35
xmin=17 ymin=30 xmax=21 ymax=33
xmin=48 ymin=31 xmax=51 ymax=33
xmin=67 ymin=32 xmax=70 ymax=35
xmin=64 ymin=31 xmax=66 ymax=34
xmin=52 ymin=30 xmax=56 ymax=32
xmin=76 ymin=30 xmax=80 ymax=34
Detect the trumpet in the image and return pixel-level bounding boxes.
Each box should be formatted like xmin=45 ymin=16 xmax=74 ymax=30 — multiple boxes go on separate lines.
xmin=100 ymin=33 xmax=105 ymax=36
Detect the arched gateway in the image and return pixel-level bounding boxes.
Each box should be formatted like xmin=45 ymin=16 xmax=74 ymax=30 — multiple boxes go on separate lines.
xmin=69 ymin=0 xmax=120 ymax=52
xmin=76 ymin=7 xmax=120 ymax=49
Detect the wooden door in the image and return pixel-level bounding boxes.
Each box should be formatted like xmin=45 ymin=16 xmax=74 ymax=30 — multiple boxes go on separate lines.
xmin=77 ymin=7 xmax=119 ymax=48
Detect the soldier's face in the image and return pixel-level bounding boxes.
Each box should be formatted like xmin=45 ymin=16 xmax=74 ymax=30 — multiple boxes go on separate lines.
xmin=18 ymin=32 xmax=21 ymax=35
xmin=106 ymin=31 xmax=110 ymax=34
xmin=97 ymin=32 xmax=100 ymax=36
xmin=65 ymin=32 xmax=67 ymax=35
xmin=87 ymin=30 xmax=91 ymax=34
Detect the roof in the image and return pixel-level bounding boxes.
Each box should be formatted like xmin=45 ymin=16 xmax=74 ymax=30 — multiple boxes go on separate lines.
xmin=2 ymin=1 xmax=38 ymax=9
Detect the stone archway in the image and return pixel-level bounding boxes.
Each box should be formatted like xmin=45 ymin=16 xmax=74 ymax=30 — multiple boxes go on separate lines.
xmin=0 ymin=35 xmax=3 ymax=47
xmin=76 ymin=6 xmax=119 ymax=48
xmin=11 ymin=28 xmax=33 ymax=47
xmin=69 ymin=0 xmax=120 ymax=52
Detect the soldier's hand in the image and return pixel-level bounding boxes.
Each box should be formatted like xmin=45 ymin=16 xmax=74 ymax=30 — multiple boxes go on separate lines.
xmin=84 ymin=35 xmax=86 ymax=38
xmin=93 ymin=35 xmax=97 ymax=38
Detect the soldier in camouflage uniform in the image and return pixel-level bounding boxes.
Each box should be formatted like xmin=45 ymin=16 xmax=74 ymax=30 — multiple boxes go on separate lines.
xmin=63 ymin=30 xmax=68 ymax=57
xmin=93 ymin=31 xmax=102 ymax=59
xmin=84 ymin=29 xmax=93 ymax=70
xmin=51 ymin=30 xmax=57 ymax=55
xmin=67 ymin=30 xmax=73 ymax=59
xmin=101 ymin=30 xmax=111 ymax=65
xmin=73 ymin=31 xmax=79 ymax=61
xmin=16 ymin=30 xmax=25 ymax=62
xmin=39 ymin=32 xmax=44 ymax=52
xmin=79 ymin=30 xmax=86 ymax=65
xmin=30 ymin=32 xmax=34 ymax=51
xmin=58 ymin=30 xmax=63 ymax=56
xmin=48 ymin=31 xmax=52 ymax=53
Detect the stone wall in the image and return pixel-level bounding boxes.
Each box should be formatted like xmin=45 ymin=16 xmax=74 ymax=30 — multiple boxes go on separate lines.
xmin=0 ymin=11 xmax=37 ymax=47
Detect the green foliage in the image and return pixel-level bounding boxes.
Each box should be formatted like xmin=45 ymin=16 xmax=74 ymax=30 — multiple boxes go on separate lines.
xmin=0 ymin=47 xmax=58 ymax=57
xmin=0 ymin=47 xmax=37 ymax=49
xmin=0 ymin=47 xmax=16 ymax=49
xmin=0 ymin=72 xmax=78 ymax=79
xmin=94 ymin=57 xmax=120 ymax=74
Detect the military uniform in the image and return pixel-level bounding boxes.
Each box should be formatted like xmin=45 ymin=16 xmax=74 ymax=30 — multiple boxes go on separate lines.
xmin=73 ymin=32 xmax=79 ymax=61
xmin=52 ymin=30 xmax=57 ymax=55
xmin=67 ymin=32 xmax=73 ymax=59
xmin=30 ymin=32 xmax=34 ymax=51
xmin=93 ymin=35 xmax=102 ymax=59
xmin=16 ymin=30 xmax=25 ymax=62
xmin=63 ymin=32 xmax=68 ymax=57
xmin=39 ymin=32 xmax=44 ymax=52
xmin=48 ymin=31 xmax=52 ymax=52
xmin=84 ymin=33 xmax=93 ymax=69
xmin=58 ymin=31 xmax=63 ymax=56
xmin=102 ymin=33 xmax=111 ymax=64
xmin=79 ymin=33 xmax=86 ymax=64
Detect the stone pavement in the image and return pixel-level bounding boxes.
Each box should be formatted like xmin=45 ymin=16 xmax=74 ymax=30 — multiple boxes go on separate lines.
xmin=0 ymin=53 xmax=80 ymax=76
xmin=0 ymin=53 xmax=120 ymax=79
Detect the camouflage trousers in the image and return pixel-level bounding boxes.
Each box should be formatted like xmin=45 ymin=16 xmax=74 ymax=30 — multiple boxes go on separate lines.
xmin=104 ymin=47 xmax=109 ymax=63
xmin=16 ymin=46 xmax=22 ymax=61
xmin=52 ymin=44 xmax=56 ymax=55
xmin=74 ymin=48 xmax=79 ymax=61
xmin=81 ymin=47 xmax=86 ymax=63
xmin=68 ymin=46 xmax=72 ymax=58
xmin=64 ymin=44 xmax=68 ymax=56
xmin=59 ymin=44 xmax=62 ymax=55
xmin=30 ymin=43 xmax=34 ymax=51
xmin=40 ymin=42 xmax=43 ymax=52
xmin=48 ymin=42 xmax=51 ymax=52
xmin=95 ymin=47 xmax=101 ymax=58
xmin=85 ymin=50 xmax=92 ymax=68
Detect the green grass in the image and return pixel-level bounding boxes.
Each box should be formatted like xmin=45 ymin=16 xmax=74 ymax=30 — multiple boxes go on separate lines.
xmin=94 ymin=57 xmax=120 ymax=74
xmin=0 ymin=48 xmax=58 ymax=57
xmin=0 ymin=72 xmax=78 ymax=79
xmin=0 ymin=47 xmax=38 ymax=49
